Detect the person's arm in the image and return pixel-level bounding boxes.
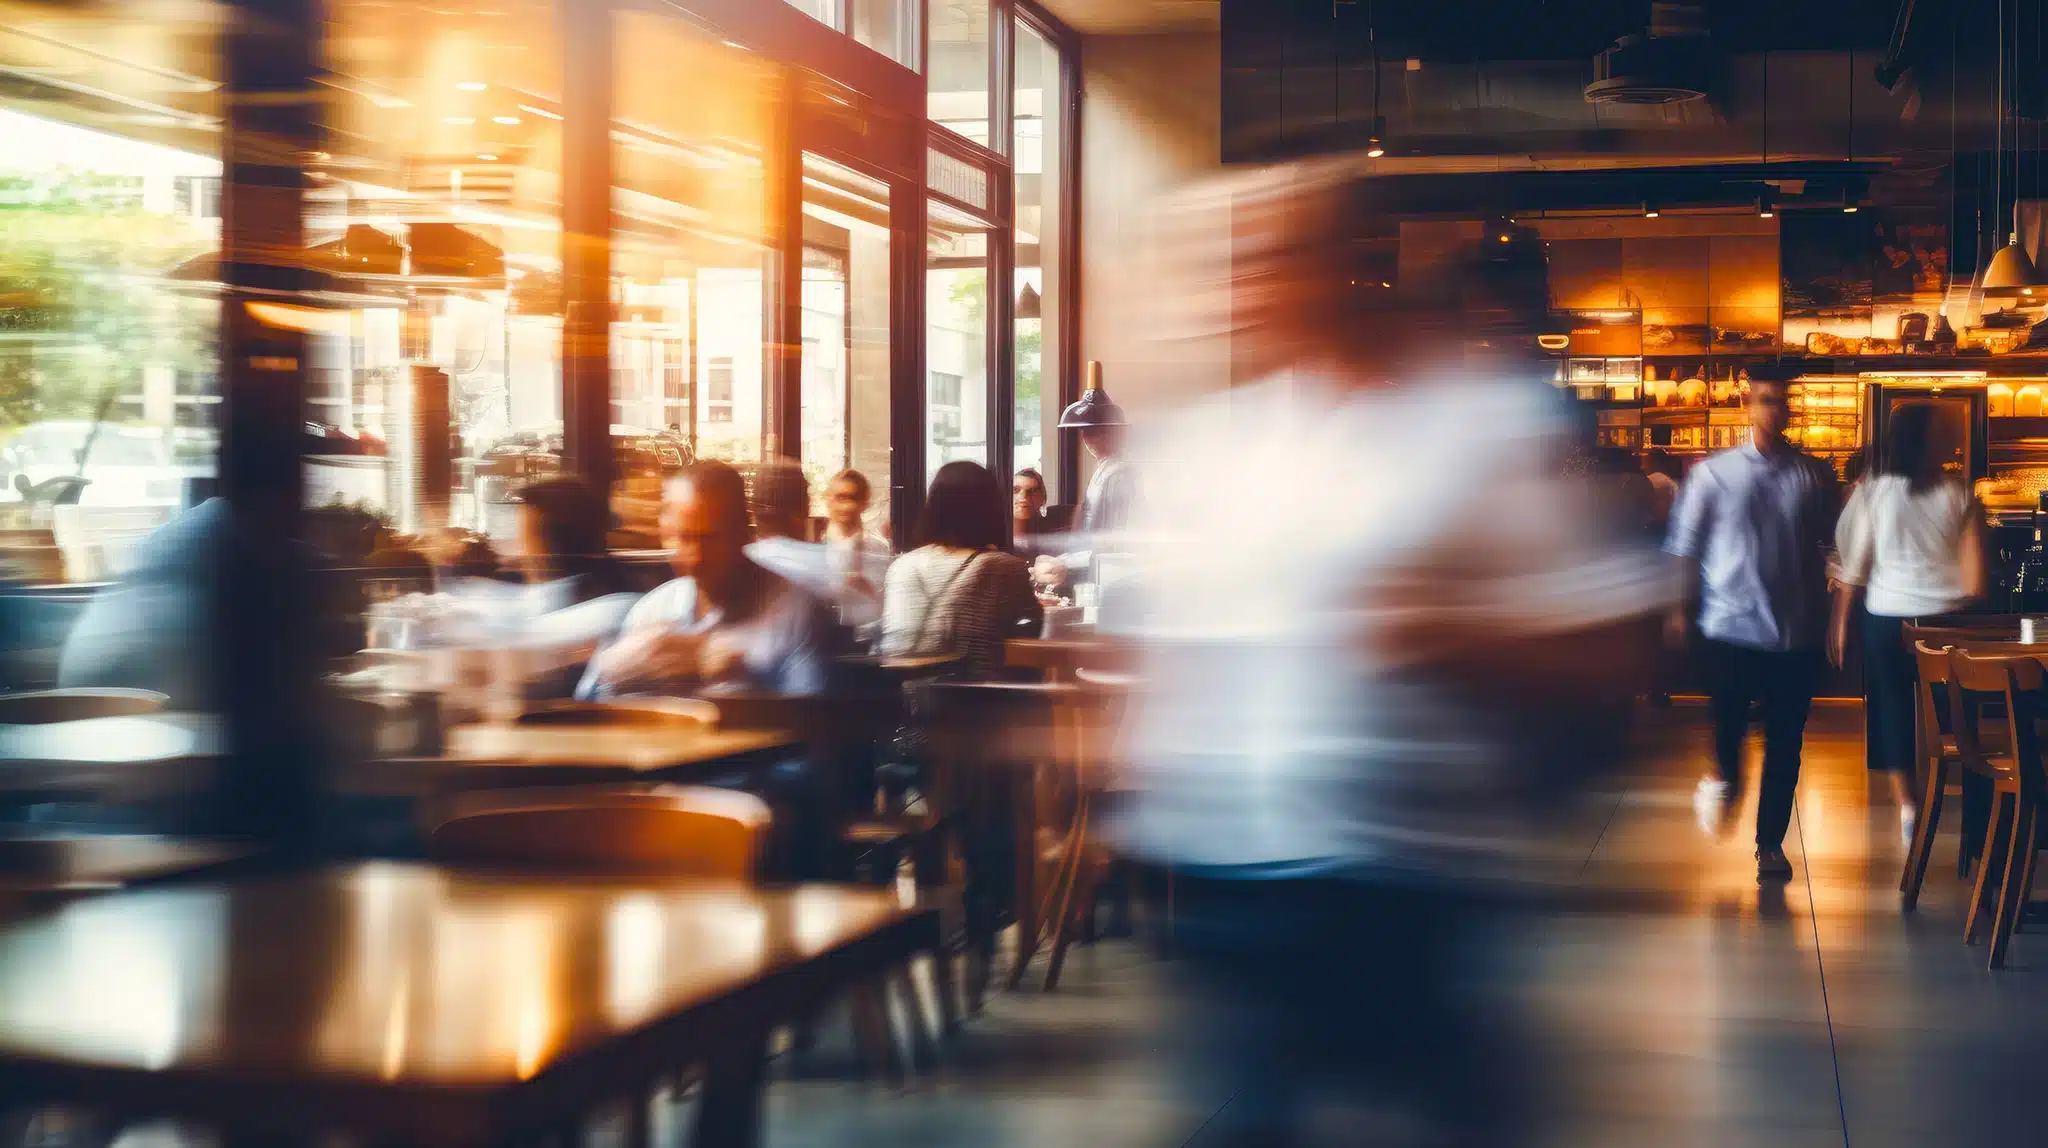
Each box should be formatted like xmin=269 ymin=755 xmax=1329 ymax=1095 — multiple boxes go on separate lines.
xmin=1661 ymin=466 xmax=1712 ymax=648
xmin=575 ymin=584 xmax=673 ymax=699
xmin=1828 ymin=483 xmax=1874 ymax=669
xmin=1960 ymin=495 xmax=1991 ymax=601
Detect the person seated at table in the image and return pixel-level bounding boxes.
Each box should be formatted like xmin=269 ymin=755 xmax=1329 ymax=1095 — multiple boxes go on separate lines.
xmin=578 ymin=460 xmax=830 ymax=699
xmin=821 ymin=468 xmax=891 ymax=627
xmin=1012 ymin=467 xmax=1057 ymax=566
xmin=745 ymin=459 xmax=888 ymax=633
xmin=502 ymin=477 xmax=633 ymax=699
xmin=882 ymin=461 xmax=1043 ymax=678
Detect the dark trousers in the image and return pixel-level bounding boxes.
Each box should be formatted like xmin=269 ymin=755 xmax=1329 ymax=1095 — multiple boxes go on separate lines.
xmin=1862 ymin=611 xmax=1915 ymax=775
xmin=1705 ymin=639 xmax=1821 ymax=850
xmin=1160 ymin=874 xmax=1533 ymax=1148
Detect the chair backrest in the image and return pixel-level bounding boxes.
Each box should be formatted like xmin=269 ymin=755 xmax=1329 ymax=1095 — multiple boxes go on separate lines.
xmin=1912 ymin=639 xmax=1956 ymax=740
xmin=516 ymin=697 xmax=719 ymax=728
xmin=1948 ymin=646 xmax=2046 ymax=774
xmin=0 ymin=687 xmax=168 ymax=725
xmin=429 ymin=785 xmax=771 ymax=877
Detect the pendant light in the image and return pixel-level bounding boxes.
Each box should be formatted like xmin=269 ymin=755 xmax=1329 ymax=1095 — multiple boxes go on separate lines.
xmin=1983 ymin=0 xmax=2042 ymax=296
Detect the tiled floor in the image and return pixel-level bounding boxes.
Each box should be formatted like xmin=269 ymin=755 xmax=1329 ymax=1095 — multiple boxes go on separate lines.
xmin=762 ymin=702 xmax=2048 ymax=1147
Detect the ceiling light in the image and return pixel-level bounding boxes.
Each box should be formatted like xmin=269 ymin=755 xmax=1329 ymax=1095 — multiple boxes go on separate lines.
xmin=492 ymin=115 xmax=521 ymax=125
xmin=1757 ymin=190 xmax=1775 ymax=218
xmin=1842 ymin=203 xmax=1859 ymax=213
xmin=368 ymin=94 xmax=411 ymax=109
xmin=443 ymin=116 xmax=474 ymax=126
xmin=457 ymin=81 xmax=487 ymax=92
xmin=1983 ymin=231 xmax=2043 ymax=296
xmin=1363 ymin=114 xmax=1386 ymax=158
xmin=1499 ymin=234 xmax=1511 ymax=243
xmin=476 ymin=153 xmax=498 ymax=161
xmin=1642 ymin=202 xmax=1660 ymax=218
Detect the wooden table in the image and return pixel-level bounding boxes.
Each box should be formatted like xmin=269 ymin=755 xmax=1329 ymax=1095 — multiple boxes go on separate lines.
xmin=0 ymin=863 xmax=938 ymax=1148
xmin=1004 ymin=637 xmax=1136 ymax=683
xmin=0 ymin=833 xmax=253 ymax=914
xmin=0 ymin=714 xmax=220 ymax=801
xmin=349 ymin=723 xmax=803 ymax=796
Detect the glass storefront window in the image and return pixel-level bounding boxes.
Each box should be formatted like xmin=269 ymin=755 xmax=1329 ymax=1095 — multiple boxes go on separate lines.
xmin=928 ymin=0 xmax=993 ymax=150
xmin=927 ymin=202 xmax=989 ymax=483
xmin=0 ymin=5 xmax=223 ymax=585
xmin=800 ymin=156 xmax=892 ymax=526
xmin=854 ymin=0 xmax=920 ymax=69
xmin=312 ymin=0 xmax=565 ymax=554
xmin=1013 ymin=20 xmax=1066 ymax=484
xmin=785 ymin=0 xmax=844 ymax=31
xmin=611 ymin=10 xmax=777 ymax=547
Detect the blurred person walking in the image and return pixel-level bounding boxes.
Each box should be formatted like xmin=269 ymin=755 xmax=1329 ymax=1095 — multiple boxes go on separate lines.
xmin=1828 ymin=403 xmax=1987 ymax=844
xmin=1666 ymin=366 xmax=1840 ymax=879
xmin=820 ymin=468 xmax=891 ymax=629
xmin=1118 ymin=163 xmax=1672 ymax=1148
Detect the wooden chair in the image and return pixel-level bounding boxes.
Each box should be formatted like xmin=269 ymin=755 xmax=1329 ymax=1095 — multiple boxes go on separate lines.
xmin=0 ymin=688 xmax=168 ymax=725
xmin=429 ymin=785 xmax=771 ymax=877
xmin=1946 ymin=647 xmax=2031 ymax=953
xmin=1901 ymin=639 xmax=1964 ymax=908
xmin=1950 ymin=649 xmax=2048 ymax=969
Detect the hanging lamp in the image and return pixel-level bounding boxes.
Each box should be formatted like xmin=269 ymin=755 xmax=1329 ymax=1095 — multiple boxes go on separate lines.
xmin=1980 ymin=0 xmax=2041 ymax=297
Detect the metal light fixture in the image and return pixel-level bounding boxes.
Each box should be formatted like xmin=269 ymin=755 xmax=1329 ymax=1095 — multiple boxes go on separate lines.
xmin=1365 ymin=115 xmax=1386 ymax=158
xmin=1017 ymin=281 xmax=1042 ymax=320
xmin=1757 ymin=190 xmax=1776 ymax=218
xmin=1642 ymin=201 xmax=1661 ymax=218
xmin=1982 ymin=231 xmax=2043 ymax=297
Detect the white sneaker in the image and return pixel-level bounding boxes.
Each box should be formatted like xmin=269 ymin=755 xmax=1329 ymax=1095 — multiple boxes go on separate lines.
xmin=1694 ymin=777 xmax=1729 ymax=838
xmin=1900 ymin=807 xmax=1918 ymax=849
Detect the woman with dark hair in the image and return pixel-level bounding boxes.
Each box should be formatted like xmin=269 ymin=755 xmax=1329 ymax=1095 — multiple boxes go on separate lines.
xmin=1830 ymin=402 xmax=1988 ymax=843
xmin=881 ymin=461 xmax=1042 ymax=676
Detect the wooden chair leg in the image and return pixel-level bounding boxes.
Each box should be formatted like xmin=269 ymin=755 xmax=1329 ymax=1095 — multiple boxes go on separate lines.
xmin=927 ymin=943 xmax=961 ymax=1037
xmin=695 ymin=1030 xmax=770 ymax=1148
xmin=890 ymin=962 xmax=939 ymax=1074
xmin=850 ymin=978 xmax=904 ymax=1087
xmin=1991 ymin=798 xmax=2038 ymax=969
xmin=1901 ymin=758 xmax=1949 ymax=908
xmin=1967 ymin=789 xmax=2015 ymax=945
xmin=1045 ymin=852 xmax=1106 ymax=991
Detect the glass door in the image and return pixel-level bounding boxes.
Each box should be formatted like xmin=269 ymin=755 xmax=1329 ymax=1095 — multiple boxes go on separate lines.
xmin=799 ymin=153 xmax=893 ymax=529
xmin=925 ymin=197 xmax=991 ymax=484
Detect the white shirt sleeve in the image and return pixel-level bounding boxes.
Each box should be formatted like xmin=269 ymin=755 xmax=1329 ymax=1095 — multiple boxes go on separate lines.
xmin=1833 ymin=483 xmax=1875 ymax=588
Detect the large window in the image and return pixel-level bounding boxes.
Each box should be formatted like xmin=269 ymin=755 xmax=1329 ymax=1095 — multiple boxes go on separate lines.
xmin=1013 ymin=19 xmax=1067 ymax=482
xmin=0 ymin=5 xmax=223 ymax=584
xmin=800 ymin=155 xmax=892 ymax=525
xmin=311 ymin=0 xmax=566 ymax=548
xmin=928 ymin=0 xmax=993 ymax=150
xmin=610 ymin=10 xmax=777 ymax=545
xmin=927 ymin=202 xmax=989 ymax=483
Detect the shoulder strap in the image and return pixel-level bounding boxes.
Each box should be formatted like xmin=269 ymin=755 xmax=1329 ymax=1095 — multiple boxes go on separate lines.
xmin=914 ymin=550 xmax=989 ymax=652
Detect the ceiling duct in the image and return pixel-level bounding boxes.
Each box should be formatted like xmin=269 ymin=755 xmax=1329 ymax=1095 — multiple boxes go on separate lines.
xmin=1584 ymin=2 xmax=1713 ymax=106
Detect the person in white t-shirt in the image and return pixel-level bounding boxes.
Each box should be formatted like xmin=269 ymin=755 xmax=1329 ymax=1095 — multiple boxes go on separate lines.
xmin=1829 ymin=402 xmax=1988 ymax=843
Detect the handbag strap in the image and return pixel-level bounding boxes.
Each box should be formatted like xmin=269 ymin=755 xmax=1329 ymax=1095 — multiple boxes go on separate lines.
xmin=913 ymin=549 xmax=988 ymax=653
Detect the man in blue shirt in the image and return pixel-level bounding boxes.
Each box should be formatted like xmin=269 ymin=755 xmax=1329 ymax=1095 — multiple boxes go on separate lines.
xmin=1665 ymin=368 xmax=1840 ymax=880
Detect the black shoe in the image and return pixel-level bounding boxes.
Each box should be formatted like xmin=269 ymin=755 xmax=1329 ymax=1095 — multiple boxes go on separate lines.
xmin=1756 ymin=848 xmax=1793 ymax=881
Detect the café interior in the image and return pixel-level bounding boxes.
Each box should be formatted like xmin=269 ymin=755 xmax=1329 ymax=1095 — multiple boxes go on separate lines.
xmin=8 ymin=0 xmax=2048 ymax=1145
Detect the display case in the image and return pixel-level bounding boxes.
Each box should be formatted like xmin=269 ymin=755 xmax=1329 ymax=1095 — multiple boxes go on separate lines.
xmin=1787 ymin=377 xmax=1864 ymax=477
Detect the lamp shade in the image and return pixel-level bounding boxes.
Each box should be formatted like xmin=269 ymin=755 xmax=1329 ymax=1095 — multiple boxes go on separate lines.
xmin=1058 ymin=362 xmax=1127 ymax=428
xmin=1982 ymin=233 xmax=2042 ymax=297
xmin=1017 ymin=281 xmax=1042 ymax=320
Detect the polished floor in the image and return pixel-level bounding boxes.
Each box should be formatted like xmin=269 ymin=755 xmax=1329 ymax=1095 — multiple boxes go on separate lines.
xmin=762 ymin=702 xmax=2048 ymax=1148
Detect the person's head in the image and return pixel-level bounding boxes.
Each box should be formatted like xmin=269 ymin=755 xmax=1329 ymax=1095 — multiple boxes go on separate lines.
xmin=1079 ymin=425 xmax=1126 ymax=461
xmin=826 ymin=469 xmax=871 ymax=533
xmin=514 ymin=476 xmax=606 ymax=583
xmin=661 ymin=460 xmax=751 ymax=593
xmin=1744 ymin=368 xmax=1795 ymax=444
xmin=750 ymin=458 xmax=811 ymax=541
xmin=1014 ymin=468 xmax=1047 ymax=524
xmin=918 ymin=461 xmax=1007 ymax=551
xmin=1882 ymin=402 xmax=1945 ymax=490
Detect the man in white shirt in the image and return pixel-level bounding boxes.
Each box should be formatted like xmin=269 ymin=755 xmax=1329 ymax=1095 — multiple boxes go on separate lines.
xmin=1664 ymin=369 xmax=1839 ymax=879
xmin=578 ymin=461 xmax=828 ymax=699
